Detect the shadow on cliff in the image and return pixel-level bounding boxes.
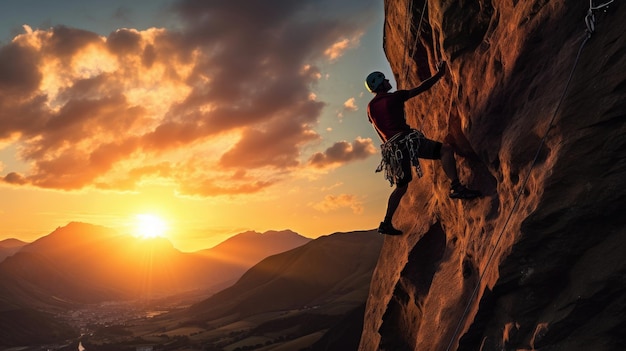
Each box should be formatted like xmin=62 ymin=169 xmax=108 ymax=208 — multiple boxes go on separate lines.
xmin=444 ymin=91 xmax=499 ymax=201
xmin=378 ymin=221 xmax=447 ymax=351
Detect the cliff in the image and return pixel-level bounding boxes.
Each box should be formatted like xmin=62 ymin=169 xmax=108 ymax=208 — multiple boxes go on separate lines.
xmin=360 ymin=1 xmax=625 ymax=351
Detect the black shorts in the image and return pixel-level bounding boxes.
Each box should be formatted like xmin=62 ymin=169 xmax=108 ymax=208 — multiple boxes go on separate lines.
xmin=396 ymin=138 xmax=442 ymax=186
xmin=416 ymin=138 xmax=443 ymax=160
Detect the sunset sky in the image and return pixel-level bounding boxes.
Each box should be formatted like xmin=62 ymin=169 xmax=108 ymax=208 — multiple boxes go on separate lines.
xmin=0 ymin=0 xmax=399 ymax=251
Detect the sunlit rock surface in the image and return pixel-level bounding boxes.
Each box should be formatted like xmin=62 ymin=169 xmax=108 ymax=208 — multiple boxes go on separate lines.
xmin=359 ymin=1 xmax=626 ymax=350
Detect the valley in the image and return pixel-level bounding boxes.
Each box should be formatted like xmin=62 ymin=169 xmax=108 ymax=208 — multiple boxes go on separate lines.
xmin=69 ymin=302 xmax=344 ymax=351
xmin=59 ymin=290 xmax=203 ymax=336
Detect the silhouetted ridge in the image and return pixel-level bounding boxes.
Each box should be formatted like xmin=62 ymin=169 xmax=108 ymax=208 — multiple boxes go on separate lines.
xmin=189 ymin=230 xmax=383 ymax=320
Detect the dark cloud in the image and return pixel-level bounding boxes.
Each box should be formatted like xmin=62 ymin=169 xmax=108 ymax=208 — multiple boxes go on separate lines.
xmin=0 ymin=42 xmax=41 ymax=96
xmin=106 ymin=28 xmax=143 ymax=55
xmin=47 ymin=25 xmax=103 ymax=58
xmin=22 ymin=95 xmax=144 ymax=160
xmin=308 ymin=137 xmax=377 ymax=169
xmin=0 ymin=41 xmax=47 ymax=141
xmin=220 ymin=115 xmax=321 ymax=169
xmin=3 ymin=172 xmax=27 ymax=185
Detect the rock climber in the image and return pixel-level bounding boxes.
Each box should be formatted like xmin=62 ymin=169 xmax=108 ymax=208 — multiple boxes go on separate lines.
xmin=365 ymin=61 xmax=481 ymax=236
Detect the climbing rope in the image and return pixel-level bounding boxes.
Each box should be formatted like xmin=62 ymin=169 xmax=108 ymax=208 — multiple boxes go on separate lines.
xmin=401 ymin=0 xmax=429 ymax=88
xmin=399 ymin=0 xmax=414 ymax=87
xmin=443 ymin=2 xmax=612 ymax=350
xmin=399 ymin=0 xmax=446 ymax=132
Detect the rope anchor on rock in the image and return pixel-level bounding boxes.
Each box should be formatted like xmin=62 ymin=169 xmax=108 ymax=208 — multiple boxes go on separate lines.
xmin=585 ymin=0 xmax=614 ymax=36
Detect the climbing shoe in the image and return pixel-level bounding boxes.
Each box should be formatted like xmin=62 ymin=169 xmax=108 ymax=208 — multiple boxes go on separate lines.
xmin=378 ymin=221 xmax=403 ymax=236
xmin=449 ymin=183 xmax=482 ymax=199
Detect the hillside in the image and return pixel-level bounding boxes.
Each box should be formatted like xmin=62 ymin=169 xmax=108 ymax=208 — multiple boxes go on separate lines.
xmin=191 ymin=230 xmax=382 ymax=319
xmin=195 ymin=229 xmax=312 ymax=288
xmin=359 ymin=1 xmax=626 ymax=351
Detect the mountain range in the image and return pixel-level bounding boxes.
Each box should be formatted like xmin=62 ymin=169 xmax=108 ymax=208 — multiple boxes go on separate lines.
xmin=4 ymin=222 xmax=310 ymax=301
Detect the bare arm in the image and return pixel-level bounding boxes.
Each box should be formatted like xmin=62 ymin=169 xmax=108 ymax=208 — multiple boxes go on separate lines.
xmin=406 ymin=61 xmax=446 ymax=98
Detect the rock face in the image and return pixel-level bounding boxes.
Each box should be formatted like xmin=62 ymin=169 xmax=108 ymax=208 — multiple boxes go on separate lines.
xmin=360 ymin=1 xmax=625 ymax=350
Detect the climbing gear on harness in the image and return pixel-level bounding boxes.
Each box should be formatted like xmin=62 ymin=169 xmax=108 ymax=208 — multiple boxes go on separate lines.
xmin=376 ymin=130 xmax=426 ymax=186
xmin=378 ymin=221 xmax=403 ymax=236
xmin=365 ymin=71 xmax=386 ymax=92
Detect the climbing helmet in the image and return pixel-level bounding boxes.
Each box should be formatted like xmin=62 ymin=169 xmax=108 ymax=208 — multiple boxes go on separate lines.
xmin=365 ymin=71 xmax=386 ymax=92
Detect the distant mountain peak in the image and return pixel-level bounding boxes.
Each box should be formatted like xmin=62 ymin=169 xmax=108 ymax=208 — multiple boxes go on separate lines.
xmin=0 ymin=238 xmax=29 ymax=263
xmin=208 ymin=228 xmax=310 ymax=250
xmin=0 ymin=238 xmax=28 ymax=248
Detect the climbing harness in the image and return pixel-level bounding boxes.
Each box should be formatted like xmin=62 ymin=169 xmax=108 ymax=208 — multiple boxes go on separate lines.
xmin=443 ymin=3 xmax=613 ymax=351
xmin=376 ymin=130 xmax=426 ymax=186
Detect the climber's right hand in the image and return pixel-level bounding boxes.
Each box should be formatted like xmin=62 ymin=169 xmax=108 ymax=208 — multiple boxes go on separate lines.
xmin=437 ymin=61 xmax=446 ymax=73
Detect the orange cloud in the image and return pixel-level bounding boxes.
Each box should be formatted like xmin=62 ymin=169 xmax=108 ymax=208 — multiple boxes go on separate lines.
xmin=312 ymin=193 xmax=364 ymax=214
xmin=0 ymin=1 xmax=373 ymax=197
xmin=324 ymin=33 xmax=362 ymax=61
xmin=178 ymin=179 xmax=277 ymax=198
xmin=308 ymin=137 xmax=377 ymax=169
xmin=343 ymin=97 xmax=358 ymax=112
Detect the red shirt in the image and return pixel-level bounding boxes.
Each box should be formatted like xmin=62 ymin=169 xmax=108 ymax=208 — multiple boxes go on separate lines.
xmin=367 ymin=90 xmax=412 ymax=142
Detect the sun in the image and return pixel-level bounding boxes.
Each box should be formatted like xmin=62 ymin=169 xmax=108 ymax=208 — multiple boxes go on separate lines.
xmin=134 ymin=214 xmax=168 ymax=239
